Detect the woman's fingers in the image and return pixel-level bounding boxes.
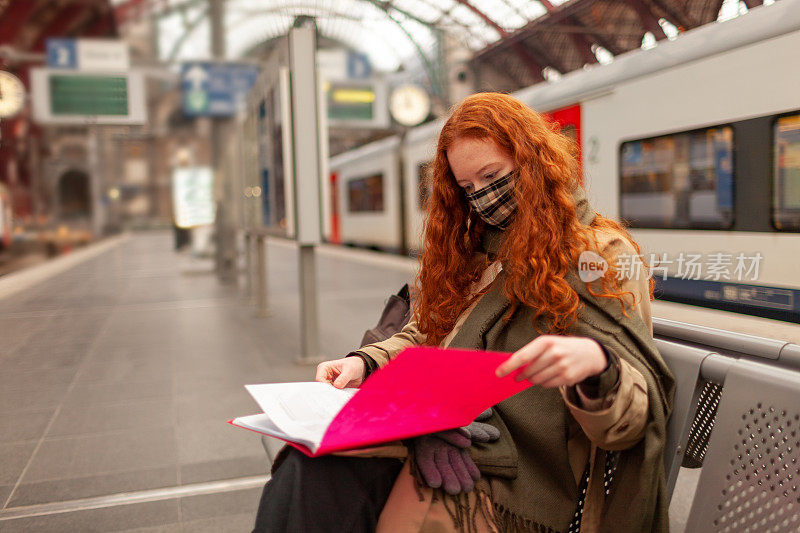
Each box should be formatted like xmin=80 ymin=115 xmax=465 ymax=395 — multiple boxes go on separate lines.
xmin=513 ymin=349 xmax=557 ymax=382
xmin=496 ymin=336 xmax=606 ymax=387
xmin=332 ymin=372 xmax=350 ymax=389
xmin=316 ymin=358 xmax=364 ymax=388
xmin=314 ymin=361 xmax=335 ymax=384
xmin=522 ymin=362 xmax=567 ymax=387
xmin=495 ymin=336 xmax=551 ymax=378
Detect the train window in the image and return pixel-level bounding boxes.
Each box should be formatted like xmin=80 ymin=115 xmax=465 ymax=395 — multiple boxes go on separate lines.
xmin=417 ymin=162 xmax=431 ymax=209
xmin=773 ymin=114 xmax=800 ymax=232
xmin=347 ymin=173 xmax=384 ymax=212
xmin=620 ymin=126 xmax=734 ymax=229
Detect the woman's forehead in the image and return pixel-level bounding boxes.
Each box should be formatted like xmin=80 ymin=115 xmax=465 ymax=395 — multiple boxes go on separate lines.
xmin=446 ymin=137 xmax=510 ymax=174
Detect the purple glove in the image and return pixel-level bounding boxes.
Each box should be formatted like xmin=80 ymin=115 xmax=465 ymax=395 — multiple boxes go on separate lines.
xmin=411 ymin=409 xmax=501 ymax=494
xmin=411 ymin=430 xmax=481 ymax=494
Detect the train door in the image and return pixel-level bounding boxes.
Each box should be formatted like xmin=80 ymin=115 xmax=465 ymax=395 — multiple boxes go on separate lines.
xmin=543 ymin=104 xmax=583 ymax=183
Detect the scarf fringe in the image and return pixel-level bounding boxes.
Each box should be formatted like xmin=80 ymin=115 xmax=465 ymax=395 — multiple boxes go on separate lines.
xmin=408 ymin=444 xmax=563 ymax=532
xmin=440 ymin=488 xmax=563 ymax=533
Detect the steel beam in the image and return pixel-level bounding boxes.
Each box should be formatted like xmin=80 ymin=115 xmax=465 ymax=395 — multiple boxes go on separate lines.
xmin=569 ymin=33 xmax=599 ymax=65
xmin=626 ymin=0 xmax=668 ymax=39
xmin=32 ymin=4 xmax=89 ymax=51
xmin=519 ymin=39 xmax=568 ymax=75
xmin=649 ymin=0 xmax=696 ymax=29
xmin=0 ymin=0 xmax=40 ymax=45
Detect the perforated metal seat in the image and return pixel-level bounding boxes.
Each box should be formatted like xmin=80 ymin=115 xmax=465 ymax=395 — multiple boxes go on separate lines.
xmin=654 ymin=338 xmax=721 ymax=500
xmin=684 ymin=358 xmax=800 ymax=532
xmin=653 ymin=318 xmax=800 ymax=476
xmin=683 ymin=380 xmax=723 ymax=468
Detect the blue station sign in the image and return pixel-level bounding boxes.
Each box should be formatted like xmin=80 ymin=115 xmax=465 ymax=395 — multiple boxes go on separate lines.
xmin=181 ymin=62 xmax=259 ymax=117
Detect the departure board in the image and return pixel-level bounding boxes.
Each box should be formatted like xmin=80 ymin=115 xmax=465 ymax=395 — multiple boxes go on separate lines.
xmin=49 ymin=74 xmax=129 ymax=116
xmin=327 ymin=85 xmax=375 ymax=121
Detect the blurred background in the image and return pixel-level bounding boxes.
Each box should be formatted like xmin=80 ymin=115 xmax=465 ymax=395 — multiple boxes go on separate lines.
xmin=0 ymin=0 xmax=777 ymax=270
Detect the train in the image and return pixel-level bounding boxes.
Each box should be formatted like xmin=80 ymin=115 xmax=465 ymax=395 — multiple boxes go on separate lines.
xmin=327 ymin=1 xmax=800 ymax=323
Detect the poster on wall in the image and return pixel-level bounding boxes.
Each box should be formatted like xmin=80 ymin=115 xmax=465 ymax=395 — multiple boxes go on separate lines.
xmin=172 ymin=166 xmax=215 ymax=228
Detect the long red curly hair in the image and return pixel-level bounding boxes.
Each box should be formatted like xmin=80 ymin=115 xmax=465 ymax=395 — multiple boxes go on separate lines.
xmin=415 ymin=92 xmax=653 ymax=345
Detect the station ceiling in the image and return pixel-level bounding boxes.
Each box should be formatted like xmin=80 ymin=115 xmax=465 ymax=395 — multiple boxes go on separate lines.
xmin=109 ymin=0 xmax=766 ymax=91
xmin=473 ymin=0 xmax=768 ymax=88
xmin=0 ymin=0 xmax=768 ymax=92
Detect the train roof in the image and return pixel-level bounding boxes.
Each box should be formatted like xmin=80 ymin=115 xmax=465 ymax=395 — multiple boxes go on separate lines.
xmin=347 ymin=0 xmax=800 ymax=155
xmin=329 ymin=135 xmax=401 ymax=168
xmin=515 ymin=0 xmax=800 ymax=112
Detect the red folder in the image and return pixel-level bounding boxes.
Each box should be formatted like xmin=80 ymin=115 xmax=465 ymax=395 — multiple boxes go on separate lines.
xmin=229 ymin=345 xmax=530 ymax=457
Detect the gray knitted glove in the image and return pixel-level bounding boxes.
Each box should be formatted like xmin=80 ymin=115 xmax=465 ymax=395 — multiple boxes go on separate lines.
xmin=461 ymin=408 xmax=501 ymax=443
xmin=411 ymin=432 xmax=481 ymax=494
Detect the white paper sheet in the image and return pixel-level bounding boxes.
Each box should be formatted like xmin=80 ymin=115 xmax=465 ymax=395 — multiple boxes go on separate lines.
xmin=244 ymin=383 xmax=358 ymax=452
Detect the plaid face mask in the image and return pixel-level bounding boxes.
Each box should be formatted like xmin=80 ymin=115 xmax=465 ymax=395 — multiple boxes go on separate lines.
xmin=465 ymin=170 xmax=517 ymax=229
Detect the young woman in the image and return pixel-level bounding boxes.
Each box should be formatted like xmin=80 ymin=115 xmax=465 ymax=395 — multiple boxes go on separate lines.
xmin=254 ymin=92 xmax=674 ymax=533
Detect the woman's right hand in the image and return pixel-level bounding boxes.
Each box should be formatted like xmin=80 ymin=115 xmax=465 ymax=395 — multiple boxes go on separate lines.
xmin=315 ymin=356 xmax=366 ymax=389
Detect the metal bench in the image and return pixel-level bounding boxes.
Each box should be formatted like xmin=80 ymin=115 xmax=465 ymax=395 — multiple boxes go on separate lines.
xmin=678 ymin=356 xmax=800 ymax=531
xmin=655 ymin=318 xmax=800 ymax=473
xmin=655 ymin=320 xmax=800 ymax=531
xmin=654 ymin=317 xmax=800 ymax=370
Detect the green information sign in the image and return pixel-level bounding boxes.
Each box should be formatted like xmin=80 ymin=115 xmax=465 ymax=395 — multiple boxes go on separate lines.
xmin=49 ymin=74 xmax=129 ymax=116
xmin=326 ymin=84 xmax=375 ymax=121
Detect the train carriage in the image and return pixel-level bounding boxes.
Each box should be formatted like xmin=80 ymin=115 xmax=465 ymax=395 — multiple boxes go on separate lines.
xmin=328 ymin=0 xmax=800 ymax=322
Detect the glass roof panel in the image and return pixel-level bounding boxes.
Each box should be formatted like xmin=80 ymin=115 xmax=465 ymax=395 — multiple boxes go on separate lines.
xmin=225 ymin=13 xmax=291 ymax=58
xmin=513 ymin=0 xmax=547 ymax=20
xmin=448 ymin=4 xmax=487 ymax=28
xmin=430 ymin=0 xmax=458 ymax=13
xmin=470 ymin=0 xmax=519 ymax=31
xmin=150 ymin=0 xmax=555 ymax=71
xmin=391 ymin=0 xmax=442 ymax=23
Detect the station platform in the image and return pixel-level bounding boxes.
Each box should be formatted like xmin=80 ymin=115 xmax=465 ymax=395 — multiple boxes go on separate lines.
xmin=0 ymin=231 xmax=413 ymax=531
xmin=0 ymin=231 xmax=797 ymax=531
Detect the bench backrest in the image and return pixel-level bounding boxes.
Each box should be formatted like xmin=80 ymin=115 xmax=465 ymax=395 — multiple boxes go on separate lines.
xmin=654 ymin=317 xmax=800 ymax=370
xmin=654 ymin=319 xmax=800 ymax=500
xmin=654 ymin=338 xmax=716 ymax=499
xmin=684 ymin=357 xmax=800 ymax=531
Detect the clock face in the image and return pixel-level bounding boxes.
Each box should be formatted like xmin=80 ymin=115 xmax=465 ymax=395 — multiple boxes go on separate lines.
xmin=389 ymin=85 xmax=430 ymax=127
xmin=0 ymin=71 xmax=26 ymax=118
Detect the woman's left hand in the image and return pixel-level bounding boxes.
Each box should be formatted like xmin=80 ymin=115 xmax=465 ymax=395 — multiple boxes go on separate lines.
xmin=495 ymin=335 xmax=607 ymax=388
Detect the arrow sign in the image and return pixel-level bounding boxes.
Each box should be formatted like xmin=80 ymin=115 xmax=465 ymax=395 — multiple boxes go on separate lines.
xmin=183 ymin=65 xmax=208 ymax=90
xmin=180 ymin=62 xmax=259 ymax=117
xmin=46 ymin=39 xmax=77 ymax=69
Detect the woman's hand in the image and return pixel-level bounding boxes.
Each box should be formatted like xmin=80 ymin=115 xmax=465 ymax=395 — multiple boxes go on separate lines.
xmin=315 ymin=357 xmax=366 ymax=389
xmin=495 ymin=335 xmax=607 ymax=388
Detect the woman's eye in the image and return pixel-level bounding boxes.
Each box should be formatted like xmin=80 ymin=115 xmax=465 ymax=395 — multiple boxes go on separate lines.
xmin=484 ymin=172 xmax=497 ymax=181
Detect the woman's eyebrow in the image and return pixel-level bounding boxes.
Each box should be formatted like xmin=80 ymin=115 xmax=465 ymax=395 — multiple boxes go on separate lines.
xmin=474 ymin=163 xmax=498 ymax=176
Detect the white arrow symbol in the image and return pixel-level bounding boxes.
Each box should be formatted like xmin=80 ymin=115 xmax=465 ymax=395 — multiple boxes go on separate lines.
xmin=184 ymin=65 xmax=208 ymax=90
xmin=57 ymin=47 xmax=71 ymax=66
